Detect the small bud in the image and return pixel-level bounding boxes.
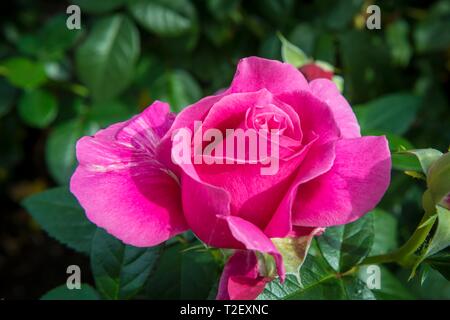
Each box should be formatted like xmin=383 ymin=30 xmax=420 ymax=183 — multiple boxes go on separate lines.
xmin=427 ymin=152 xmax=450 ymax=209
xmin=299 ymin=63 xmax=334 ymax=82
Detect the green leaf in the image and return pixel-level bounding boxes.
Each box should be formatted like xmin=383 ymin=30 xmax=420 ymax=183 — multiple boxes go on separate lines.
xmin=88 ymin=100 xmax=133 ymax=127
xmin=22 ymin=187 xmax=97 ymax=254
xmin=372 ymin=132 xmax=422 ymax=172
xmin=151 ymin=70 xmax=202 ymax=112
xmin=386 ymin=20 xmax=412 ymax=67
xmin=354 ymin=93 xmax=421 ymax=135
xmin=369 ymin=209 xmax=398 ymax=256
xmin=145 ymin=244 xmax=183 ymax=299
xmin=259 ymin=34 xmax=281 ymax=60
xmin=2 ymin=57 xmax=47 ymax=89
xmin=18 ymin=89 xmax=58 ymax=128
xmin=128 ymin=0 xmax=197 ymax=37
xmin=73 ymin=0 xmax=127 ymax=14
xmin=41 ymin=284 xmax=100 ymax=300
xmin=145 ymin=243 xmax=220 ymax=299
xmin=317 ymin=214 xmax=374 ymax=273
xmin=427 ymin=152 xmax=450 ymax=207
xmin=206 ymin=0 xmax=240 ymax=21
xmin=399 ymin=148 xmax=443 ymax=175
xmin=403 ymin=266 xmax=450 ymax=299
xmin=323 ymin=0 xmax=364 ymax=30
xmin=412 ymin=205 xmax=450 ymax=276
xmin=339 ymin=31 xmax=399 ymax=102
xmin=414 ymin=1 xmax=450 ymax=53
xmin=258 ymin=252 xmax=331 ymax=300
xmin=37 ymin=14 xmax=83 ymax=59
xmin=358 ymin=266 xmax=414 ymax=300
xmin=392 ymin=153 xmax=423 ymax=173
xmin=17 ymin=35 xmax=40 ymax=57
xmin=90 ymin=228 xmax=161 ymax=300
xmin=277 ymin=33 xmax=309 ymax=68
xmin=76 ymin=14 xmax=140 ymax=102
xmin=45 ymin=119 xmax=99 ymax=185
xmin=259 ymin=252 xmax=375 ymax=300
xmin=383 ymin=132 xmax=415 ymax=151
xmin=314 ymin=33 xmax=336 ymax=65
xmin=423 ymin=206 xmax=450 ymax=258
xmin=419 ymin=263 xmax=432 ymax=285
xmin=254 ymin=0 xmax=294 ymax=25
xmin=178 ymin=248 xmax=220 ymax=299
xmin=289 ymin=24 xmax=316 ymax=56
xmin=0 ymin=78 xmax=16 ymax=118
xmin=16 ymin=15 xmax=82 ymax=60
xmin=425 ymin=249 xmax=450 ymax=281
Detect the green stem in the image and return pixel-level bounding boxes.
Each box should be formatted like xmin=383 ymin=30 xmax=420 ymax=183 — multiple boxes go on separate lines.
xmin=360 ymin=190 xmax=437 ymax=268
xmin=394 ymin=190 xmax=436 ymax=266
xmin=360 ymin=252 xmax=397 ymax=265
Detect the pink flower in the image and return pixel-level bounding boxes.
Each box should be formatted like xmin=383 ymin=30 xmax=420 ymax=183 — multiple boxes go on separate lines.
xmin=71 ymin=101 xmax=187 ymax=246
xmin=70 ymin=57 xmax=391 ymax=300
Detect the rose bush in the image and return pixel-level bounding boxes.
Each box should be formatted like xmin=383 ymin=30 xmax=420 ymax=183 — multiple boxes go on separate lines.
xmin=70 ymin=57 xmax=391 ymax=300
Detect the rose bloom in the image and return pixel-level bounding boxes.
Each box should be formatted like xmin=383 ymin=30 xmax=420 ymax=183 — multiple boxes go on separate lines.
xmin=70 ymin=57 xmax=391 ymax=300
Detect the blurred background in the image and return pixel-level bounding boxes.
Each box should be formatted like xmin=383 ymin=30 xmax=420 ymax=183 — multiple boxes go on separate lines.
xmin=0 ymin=0 xmax=449 ymax=299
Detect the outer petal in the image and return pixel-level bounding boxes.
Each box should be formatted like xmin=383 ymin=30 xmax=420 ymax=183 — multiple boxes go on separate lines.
xmin=181 ymin=166 xmax=237 ymax=249
xmin=309 ymin=79 xmax=360 ymax=138
xmin=217 ymin=251 xmax=269 ymax=300
xmin=264 ymin=141 xmax=336 ymax=237
xmin=70 ymin=102 xmax=187 ymax=247
xmin=181 ymin=167 xmax=285 ymax=279
xmin=230 ymin=57 xmax=309 ymax=95
xmin=223 ymin=215 xmax=284 ymax=280
xmin=292 ymin=136 xmax=391 ymax=227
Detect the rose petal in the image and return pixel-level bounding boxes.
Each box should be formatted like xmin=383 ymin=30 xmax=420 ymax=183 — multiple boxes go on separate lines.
xmin=230 ymin=56 xmax=309 ymax=95
xmin=217 ymin=251 xmax=269 ymax=300
xmin=202 ymin=89 xmax=301 ymax=140
xmin=221 ymin=215 xmax=285 ymax=281
xmin=181 ymin=166 xmax=239 ymax=248
xmin=277 ymin=90 xmax=341 ymax=145
xmin=309 ymin=79 xmax=360 ymax=138
xmin=70 ymin=102 xmax=187 ymax=247
xmin=194 ymin=152 xmax=307 ymax=230
xmin=158 ymin=94 xmax=226 ymax=172
xmin=292 ymin=136 xmax=391 ymax=226
xmin=181 ymin=168 xmax=285 ymax=279
xmin=264 ymin=141 xmax=336 ymax=237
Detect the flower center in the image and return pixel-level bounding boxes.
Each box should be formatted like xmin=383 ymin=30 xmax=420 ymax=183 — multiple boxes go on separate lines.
xmin=246 ymin=104 xmax=292 ymax=135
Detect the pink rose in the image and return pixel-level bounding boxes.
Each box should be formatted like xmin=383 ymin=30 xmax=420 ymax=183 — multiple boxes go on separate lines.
xmin=70 ymin=57 xmax=391 ymax=300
